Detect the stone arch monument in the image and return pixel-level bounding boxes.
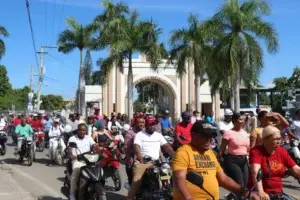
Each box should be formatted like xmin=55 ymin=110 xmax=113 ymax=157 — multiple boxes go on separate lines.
xmin=100 ymin=54 xmax=221 ymax=121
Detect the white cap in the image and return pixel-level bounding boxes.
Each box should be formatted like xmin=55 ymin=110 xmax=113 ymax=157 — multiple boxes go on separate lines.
xmin=123 ymin=124 xmax=130 ymax=131
xmin=224 ymin=109 xmax=233 ymax=116
xmin=54 ymin=118 xmax=60 ymax=123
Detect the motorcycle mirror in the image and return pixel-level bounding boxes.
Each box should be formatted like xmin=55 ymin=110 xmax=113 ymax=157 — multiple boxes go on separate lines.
xmin=257 ymin=168 xmax=263 ymax=181
xmin=186 ymin=171 xmax=203 ymax=188
xmin=68 ymin=142 xmax=77 ymax=148
xmin=143 ymin=155 xmax=153 ymax=163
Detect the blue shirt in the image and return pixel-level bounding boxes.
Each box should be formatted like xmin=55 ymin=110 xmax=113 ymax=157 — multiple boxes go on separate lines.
xmin=44 ymin=119 xmax=53 ymax=131
xmin=160 ymin=117 xmax=171 ymax=129
xmin=205 ymin=116 xmax=215 ymax=124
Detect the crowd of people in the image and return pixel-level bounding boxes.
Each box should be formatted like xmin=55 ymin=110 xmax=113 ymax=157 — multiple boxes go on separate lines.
xmin=2 ymin=106 xmax=300 ymax=200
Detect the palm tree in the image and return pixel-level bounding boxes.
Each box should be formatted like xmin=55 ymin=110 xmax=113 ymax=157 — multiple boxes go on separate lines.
xmin=169 ymin=14 xmax=212 ymax=112
xmin=95 ymin=4 xmax=166 ymax=119
xmin=57 ymin=17 xmax=95 ymax=117
xmin=0 ymin=25 xmax=9 ymax=60
xmin=206 ymin=0 xmax=279 ymax=112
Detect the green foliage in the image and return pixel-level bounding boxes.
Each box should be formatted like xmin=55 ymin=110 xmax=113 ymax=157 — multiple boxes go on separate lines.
xmin=135 ymin=81 xmax=159 ymax=103
xmin=0 ymin=86 xmax=30 ymax=110
xmin=133 ymin=101 xmax=146 ymax=113
xmin=0 ymin=25 xmax=9 ymax=60
xmin=91 ymin=70 xmax=107 ymax=85
xmin=205 ymin=0 xmax=279 ymax=110
xmin=259 ymin=92 xmax=270 ymax=105
xmin=84 ymin=50 xmax=93 ymax=85
xmin=40 ymin=95 xmax=64 ymax=110
xmin=288 ymin=66 xmax=300 ymax=88
xmin=0 ymin=65 xmax=12 ymax=96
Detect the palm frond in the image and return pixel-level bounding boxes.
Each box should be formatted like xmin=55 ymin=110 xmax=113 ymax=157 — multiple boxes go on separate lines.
xmin=0 ymin=39 xmax=6 ymax=58
xmin=0 ymin=26 xmax=9 ymax=37
xmin=65 ymin=17 xmax=81 ymax=31
xmin=240 ymin=0 xmax=270 ymax=16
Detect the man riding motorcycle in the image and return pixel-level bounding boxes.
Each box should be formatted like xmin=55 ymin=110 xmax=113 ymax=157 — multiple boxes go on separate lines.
xmin=127 ymin=116 xmax=174 ymax=200
xmin=172 ymin=121 xmax=248 ymax=200
xmin=248 ymin=126 xmax=300 ymax=200
xmin=160 ymin=110 xmax=174 ymax=136
xmin=48 ymin=119 xmax=63 ymax=161
xmin=30 ymin=114 xmax=44 ymax=132
xmin=14 ymin=118 xmax=34 ymax=155
xmin=67 ymin=123 xmax=104 ymax=200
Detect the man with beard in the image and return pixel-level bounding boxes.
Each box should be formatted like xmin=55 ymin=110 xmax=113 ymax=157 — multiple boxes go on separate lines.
xmin=172 ymin=121 xmax=248 ymax=200
xmin=127 ymin=116 xmax=174 ymax=200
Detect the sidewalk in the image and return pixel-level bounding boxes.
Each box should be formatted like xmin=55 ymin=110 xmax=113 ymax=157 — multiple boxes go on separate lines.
xmin=0 ymin=163 xmax=34 ymax=200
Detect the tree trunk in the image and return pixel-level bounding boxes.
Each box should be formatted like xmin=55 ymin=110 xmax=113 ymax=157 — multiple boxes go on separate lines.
xmin=234 ymin=67 xmax=240 ymax=112
xmin=127 ymin=52 xmax=134 ymax=121
xmin=195 ymin=66 xmax=201 ymax=113
xmin=78 ymin=49 xmax=86 ymax=118
xmin=230 ymin=88 xmax=235 ymax=110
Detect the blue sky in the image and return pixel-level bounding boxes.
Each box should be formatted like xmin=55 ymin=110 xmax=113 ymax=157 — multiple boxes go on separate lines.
xmin=1 ymin=0 xmax=300 ymax=98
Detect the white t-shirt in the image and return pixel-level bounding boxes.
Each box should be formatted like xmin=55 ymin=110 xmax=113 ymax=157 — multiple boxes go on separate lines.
xmin=217 ymin=120 xmax=234 ymax=145
xmin=134 ymin=130 xmax=167 ymax=160
xmin=68 ymin=135 xmax=95 ymax=155
xmin=49 ymin=126 xmax=63 ymax=137
xmin=292 ymin=120 xmax=300 ymax=137
xmin=87 ymin=125 xmax=96 ymax=137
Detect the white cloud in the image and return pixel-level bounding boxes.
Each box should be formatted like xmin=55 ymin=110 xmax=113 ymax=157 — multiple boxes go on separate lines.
xmin=265 ymin=82 xmax=275 ymax=88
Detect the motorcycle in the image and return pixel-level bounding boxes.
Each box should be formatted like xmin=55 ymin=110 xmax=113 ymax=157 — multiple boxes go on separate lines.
xmin=53 ymin=134 xmax=67 ymax=166
xmin=64 ymin=142 xmax=106 ymax=200
xmin=17 ymin=136 xmax=35 ymax=166
xmin=288 ymin=140 xmax=300 ymax=165
xmin=135 ymin=154 xmax=173 ymax=200
xmin=98 ymin=140 xmax=122 ymax=191
xmin=0 ymin=130 xmax=8 ymax=155
xmin=35 ymin=129 xmax=45 ymax=152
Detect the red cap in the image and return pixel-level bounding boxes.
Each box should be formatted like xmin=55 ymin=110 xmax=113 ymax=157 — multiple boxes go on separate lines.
xmin=145 ymin=116 xmax=157 ymax=126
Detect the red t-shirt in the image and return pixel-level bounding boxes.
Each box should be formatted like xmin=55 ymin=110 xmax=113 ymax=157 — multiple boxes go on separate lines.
xmin=30 ymin=119 xmax=44 ymax=131
xmin=175 ymin=122 xmax=193 ymax=145
xmin=13 ymin=118 xmax=21 ymax=126
xmin=248 ymin=146 xmax=296 ymax=194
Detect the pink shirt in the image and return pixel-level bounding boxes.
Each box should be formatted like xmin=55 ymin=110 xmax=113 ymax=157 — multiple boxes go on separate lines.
xmin=223 ymin=129 xmax=249 ymax=156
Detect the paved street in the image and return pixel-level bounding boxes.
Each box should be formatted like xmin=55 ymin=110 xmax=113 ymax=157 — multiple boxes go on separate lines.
xmin=0 ymin=138 xmax=300 ymax=200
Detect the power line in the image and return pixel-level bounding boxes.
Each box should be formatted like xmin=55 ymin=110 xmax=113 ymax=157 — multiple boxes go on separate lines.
xmin=47 ymin=53 xmax=77 ymax=70
xmin=44 ymin=0 xmax=48 ymax=45
xmin=44 ymin=76 xmax=61 ymax=83
xmin=58 ymin=0 xmax=66 ymax=33
xmin=25 ymin=0 xmax=39 ymax=71
xmin=51 ymin=0 xmax=57 ymax=45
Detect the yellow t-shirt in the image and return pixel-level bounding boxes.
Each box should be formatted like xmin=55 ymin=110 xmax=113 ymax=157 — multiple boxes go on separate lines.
xmin=172 ymin=144 xmax=222 ymax=200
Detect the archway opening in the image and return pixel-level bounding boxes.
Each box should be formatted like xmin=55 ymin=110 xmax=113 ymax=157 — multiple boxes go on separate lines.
xmin=132 ymin=78 xmax=176 ymax=122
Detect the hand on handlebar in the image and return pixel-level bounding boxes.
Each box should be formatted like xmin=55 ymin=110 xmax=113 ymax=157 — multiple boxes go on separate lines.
xmin=258 ymin=192 xmax=270 ymax=200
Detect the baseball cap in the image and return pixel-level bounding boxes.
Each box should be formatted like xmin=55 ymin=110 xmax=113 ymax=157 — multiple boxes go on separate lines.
xmin=224 ymin=109 xmax=233 ymax=116
xmin=145 ymin=116 xmax=158 ymax=126
xmin=181 ymin=111 xmax=191 ymax=119
xmin=191 ymin=121 xmax=213 ymax=137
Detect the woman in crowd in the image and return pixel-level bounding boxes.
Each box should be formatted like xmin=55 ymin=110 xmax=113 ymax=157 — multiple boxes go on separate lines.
xmin=92 ymin=121 xmax=114 ymax=144
xmin=248 ymin=126 xmax=300 ymax=199
xmin=219 ymin=113 xmax=250 ymax=198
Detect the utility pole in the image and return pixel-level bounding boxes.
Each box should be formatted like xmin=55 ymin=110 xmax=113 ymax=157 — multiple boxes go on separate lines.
xmin=36 ymin=46 xmax=57 ymax=111
xmin=30 ymin=64 xmax=33 ymax=92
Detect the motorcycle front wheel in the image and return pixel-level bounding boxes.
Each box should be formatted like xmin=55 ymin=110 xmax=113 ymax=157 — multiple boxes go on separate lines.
xmin=0 ymin=143 xmax=6 ymax=156
xmin=27 ymin=148 xmax=33 ymax=166
xmin=38 ymin=140 xmax=45 ymax=152
xmin=111 ymin=168 xmax=122 ymax=191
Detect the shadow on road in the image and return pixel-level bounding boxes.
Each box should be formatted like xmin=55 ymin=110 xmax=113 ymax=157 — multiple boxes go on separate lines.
xmin=57 ymin=177 xmax=65 ymax=182
xmin=34 ymin=158 xmax=53 ymax=166
xmin=3 ymin=158 xmax=21 ymax=165
xmin=38 ymin=196 xmax=65 ymax=200
xmin=6 ymin=143 xmax=16 ymax=147
xmin=283 ymin=183 xmax=300 ymax=190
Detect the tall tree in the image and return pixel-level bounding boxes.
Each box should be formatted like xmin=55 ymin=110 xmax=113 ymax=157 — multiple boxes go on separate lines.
xmin=57 ymin=17 xmax=95 ymax=117
xmin=95 ymin=2 xmax=166 ymax=119
xmin=0 ymin=65 xmax=12 ymax=96
xmin=84 ymin=50 xmax=93 ymax=85
xmin=169 ymin=14 xmax=211 ymax=112
xmin=0 ymin=25 xmax=9 ymax=60
xmin=206 ymin=0 xmax=279 ymax=112
xmin=41 ymin=94 xmax=64 ymax=110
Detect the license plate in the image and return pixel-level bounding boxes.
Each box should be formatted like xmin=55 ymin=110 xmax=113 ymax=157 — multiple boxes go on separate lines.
xmin=160 ymin=176 xmax=170 ymax=180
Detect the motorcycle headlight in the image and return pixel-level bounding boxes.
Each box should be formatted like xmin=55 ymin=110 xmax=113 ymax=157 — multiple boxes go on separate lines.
xmin=161 ymin=163 xmax=171 ymax=174
xmin=82 ymin=169 xmax=90 ymax=179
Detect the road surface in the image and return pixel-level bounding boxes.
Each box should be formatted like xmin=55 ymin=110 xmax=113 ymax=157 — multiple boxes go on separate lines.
xmin=1 ymin=138 xmax=300 ymax=200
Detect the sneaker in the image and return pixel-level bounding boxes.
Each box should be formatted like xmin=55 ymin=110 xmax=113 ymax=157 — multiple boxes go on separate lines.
xmin=69 ymin=192 xmax=76 ymax=200
xmin=124 ymin=182 xmax=131 ymax=190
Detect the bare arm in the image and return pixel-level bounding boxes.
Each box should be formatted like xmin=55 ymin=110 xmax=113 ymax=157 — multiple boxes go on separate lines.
xmin=161 ymin=144 xmax=175 ymax=156
xmin=173 ymin=170 xmax=192 ymax=200
xmin=219 ymin=138 xmax=229 ymax=158
xmin=175 ymin=134 xmax=185 ymax=145
xmin=104 ymin=131 xmax=114 ymax=140
xmin=250 ymin=129 xmax=257 ymax=148
xmin=216 ymin=170 xmax=241 ymax=193
xmin=274 ymin=113 xmax=289 ymax=129
xmin=250 ymin=163 xmax=268 ymax=198
xmin=134 ymin=144 xmax=143 ymax=163
xmin=289 ymin=165 xmax=300 ymax=179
